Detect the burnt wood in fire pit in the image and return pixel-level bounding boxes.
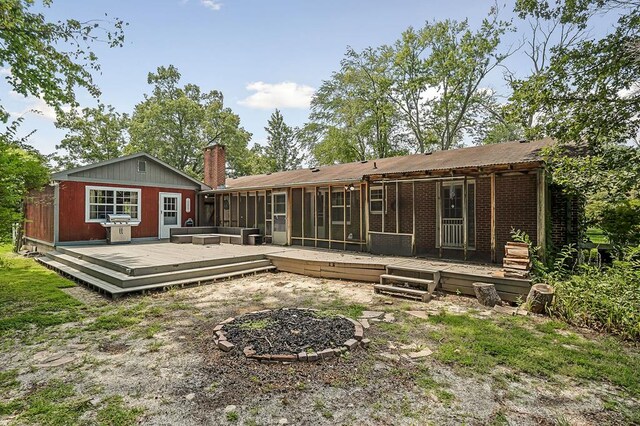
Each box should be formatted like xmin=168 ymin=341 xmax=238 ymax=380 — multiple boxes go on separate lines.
xmin=217 ymin=308 xmax=359 ymax=361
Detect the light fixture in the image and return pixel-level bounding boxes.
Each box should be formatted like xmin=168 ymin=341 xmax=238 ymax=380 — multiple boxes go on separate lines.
xmin=345 ymin=184 xmax=355 ymax=191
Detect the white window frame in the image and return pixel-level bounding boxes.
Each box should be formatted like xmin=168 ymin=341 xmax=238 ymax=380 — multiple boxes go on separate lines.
xmin=370 ymin=185 xmax=384 ymax=214
xmin=330 ymin=189 xmax=351 ymax=225
xmin=85 ymin=185 xmax=142 ymax=223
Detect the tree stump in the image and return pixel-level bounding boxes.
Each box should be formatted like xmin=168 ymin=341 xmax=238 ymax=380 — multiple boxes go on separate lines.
xmin=472 ymin=282 xmax=502 ymax=307
xmin=526 ymin=284 xmax=555 ymax=314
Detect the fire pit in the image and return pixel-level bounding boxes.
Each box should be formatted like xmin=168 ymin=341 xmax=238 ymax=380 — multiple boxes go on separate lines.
xmin=213 ymin=308 xmax=367 ymax=362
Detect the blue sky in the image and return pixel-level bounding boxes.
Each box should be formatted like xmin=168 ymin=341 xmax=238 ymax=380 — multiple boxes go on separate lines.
xmin=0 ymin=1 xmax=614 ymax=156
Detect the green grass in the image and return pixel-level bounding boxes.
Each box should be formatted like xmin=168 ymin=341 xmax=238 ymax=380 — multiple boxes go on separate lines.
xmin=0 ymin=245 xmax=83 ymax=333
xmin=96 ymin=395 xmax=144 ymax=426
xmin=237 ymin=318 xmax=272 ymax=330
xmin=427 ymin=313 xmax=640 ymax=394
xmin=17 ymin=380 xmax=88 ymax=426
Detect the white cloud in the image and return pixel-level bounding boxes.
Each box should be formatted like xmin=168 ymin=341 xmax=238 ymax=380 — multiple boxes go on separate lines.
xmin=0 ymin=67 xmax=11 ymax=76
xmin=200 ymin=0 xmax=222 ymax=11
xmin=7 ymin=91 xmax=68 ymax=122
xmin=238 ymin=81 xmax=315 ymax=110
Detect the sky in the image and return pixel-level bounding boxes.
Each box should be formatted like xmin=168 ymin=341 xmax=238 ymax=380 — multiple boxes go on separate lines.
xmin=0 ymin=0 xmax=616 ymax=157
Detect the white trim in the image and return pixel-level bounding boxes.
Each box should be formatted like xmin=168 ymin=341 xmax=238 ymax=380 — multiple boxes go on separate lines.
xmin=85 ymin=185 xmax=142 ymax=224
xmin=272 ymin=191 xmax=287 ymax=245
xmin=158 ymin=192 xmax=182 ymax=239
xmin=59 ymin=176 xmax=200 ymax=190
xmin=369 ymin=185 xmax=383 ymax=214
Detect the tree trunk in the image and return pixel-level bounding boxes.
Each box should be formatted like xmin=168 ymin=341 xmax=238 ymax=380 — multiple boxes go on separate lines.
xmin=526 ymin=284 xmax=555 ymax=315
xmin=473 ymin=282 xmax=502 ymax=307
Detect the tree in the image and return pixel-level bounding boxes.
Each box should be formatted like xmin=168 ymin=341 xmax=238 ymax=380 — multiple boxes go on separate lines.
xmin=0 ymin=0 xmax=126 ymax=122
xmin=264 ymin=109 xmax=302 ymax=172
xmin=0 ymin=118 xmax=49 ymax=241
xmin=127 ymin=65 xmax=253 ymax=179
xmin=53 ymin=103 xmax=129 ymax=169
xmin=307 ymin=46 xmax=403 ymax=164
xmin=420 ymin=14 xmax=513 ymax=150
xmin=511 ymin=0 xmax=640 ymax=209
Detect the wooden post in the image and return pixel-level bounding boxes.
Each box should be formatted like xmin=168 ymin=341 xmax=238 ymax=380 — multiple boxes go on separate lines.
xmin=314 ymin=186 xmax=318 ymax=247
xmin=537 ymin=169 xmax=547 ymax=261
xmin=301 ymin=186 xmax=305 ymax=245
xmin=381 ymin=182 xmax=385 ymax=233
xmin=236 ymin=192 xmax=240 ymax=227
xmin=343 ymin=186 xmax=347 ymax=250
xmin=359 ymin=183 xmax=363 ymax=248
xmin=463 ymin=177 xmax=468 ymax=261
xmin=254 ymin=191 xmax=257 ymax=228
xmin=490 ymin=172 xmax=496 ymax=263
xmin=364 ymin=181 xmax=369 ymax=249
xmin=412 ymin=181 xmax=416 ymax=255
xmin=436 ymin=182 xmax=442 ymax=258
xmin=287 ymin=189 xmax=292 ymax=245
xmin=395 ymin=181 xmax=399 ymax=234
xmin=328 ymin=185 xmax=332 ymax=247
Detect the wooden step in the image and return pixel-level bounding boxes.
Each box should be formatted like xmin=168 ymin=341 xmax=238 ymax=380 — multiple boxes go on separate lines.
xmin=37 ymin=256 xmax=276 ymax=298
xmin=374 ymin=284 xmax=432 ymax=302
xmin=46 ymin=252 xmax=272 ymax=288
xmin=380 ymin=274 xmax=437 ymax=292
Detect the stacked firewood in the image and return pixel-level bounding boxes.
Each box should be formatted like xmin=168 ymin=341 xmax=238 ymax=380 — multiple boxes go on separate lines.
xmin=503 ymin=242 xmax=531 ymax=279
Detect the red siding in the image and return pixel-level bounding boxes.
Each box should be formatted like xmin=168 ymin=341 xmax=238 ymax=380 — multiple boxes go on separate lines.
xmin=24 ymin=186 xmax=55 ymax=243
xmin=58 ymin=181 xmax=197 ymax=242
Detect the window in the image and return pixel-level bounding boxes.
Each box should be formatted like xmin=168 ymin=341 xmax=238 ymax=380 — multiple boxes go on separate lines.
xmin=85 ymin=186 xmax=140 ymax=222
xmin=137 ymin=160 xmax=146 ymax=173
xmin=331 ymin=189 xmax=351 ymax=225
xmin=370 ymin=186 xmax=383 ymax=214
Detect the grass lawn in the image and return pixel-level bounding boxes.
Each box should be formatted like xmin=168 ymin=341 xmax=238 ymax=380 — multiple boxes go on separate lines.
xmin=1 ymin=244 xmax=639 ymax=425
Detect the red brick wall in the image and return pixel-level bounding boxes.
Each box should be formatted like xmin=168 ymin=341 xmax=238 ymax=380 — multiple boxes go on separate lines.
xmin=383 ymin=183 xmax=397 ymax=233
xmin=475 ymin=177 xmax=491 ymax=254
xmin=495 ymin=173 xmax=538 ymax=260
xmin=414 ymin=181 xmax=437 ymax=256
xmin=58 ymin=181 xmax=197 ymax=242
xmin=24 ymin=185 xmax=55 ymax=243
xmin=398 ymin=182 xmax=413 ymax=234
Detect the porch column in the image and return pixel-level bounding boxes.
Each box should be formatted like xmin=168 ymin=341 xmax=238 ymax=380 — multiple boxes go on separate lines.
xmin=537 ymin=169 xmax=547 ymax=261
xmin=463 ymin=177 xmax=468 ymax=261
xmin=490 ymin=172 xmax=496 ymax=263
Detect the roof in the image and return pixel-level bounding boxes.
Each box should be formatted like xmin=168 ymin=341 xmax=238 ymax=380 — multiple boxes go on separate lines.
xmin=210 ymin=138 xmax=553 ymax=192
xmin=52 ymin=152 xmax=210 ymax=190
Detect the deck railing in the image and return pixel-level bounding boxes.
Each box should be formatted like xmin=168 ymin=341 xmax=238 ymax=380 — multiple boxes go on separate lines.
xmin=442 ymin=218 xmax=464 ymax=248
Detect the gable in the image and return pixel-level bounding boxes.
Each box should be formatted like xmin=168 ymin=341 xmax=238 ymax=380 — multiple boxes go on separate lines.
xmin=59 ymin=156 xmax=203 ymax=189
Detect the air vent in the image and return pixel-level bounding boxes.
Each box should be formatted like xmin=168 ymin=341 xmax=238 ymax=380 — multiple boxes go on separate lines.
xmin=518 ymin=139 xmax=529 ymax=143
xmin=311 ymin=168 xmax=320 ymax=173
xmin=137 ymin=160 xmax=146 ymax=173
xmin=360 ymin=160 xmax=368 ymax=164
xmin=266 ymin=172 xmax=272 ymax=175
xmin=424 ymin=151 xmax=432 ymax=155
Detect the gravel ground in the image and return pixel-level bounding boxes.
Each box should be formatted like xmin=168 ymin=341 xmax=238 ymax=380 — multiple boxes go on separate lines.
xmin=1 ymin=271 xmax=638 ymax=426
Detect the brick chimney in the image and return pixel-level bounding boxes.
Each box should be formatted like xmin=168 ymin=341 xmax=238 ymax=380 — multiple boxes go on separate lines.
xmin=204 ymin=144 xmax=226 ymax=188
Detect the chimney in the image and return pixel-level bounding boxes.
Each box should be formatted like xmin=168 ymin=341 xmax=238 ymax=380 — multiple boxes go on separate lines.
xmin=204 ymin=144 xmax=226 ymax=188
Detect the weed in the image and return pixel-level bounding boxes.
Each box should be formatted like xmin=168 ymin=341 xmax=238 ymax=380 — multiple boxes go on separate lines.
xmin=226 ymin=410 xmax=239 ymax=422
xmin=0 ymin=369 xmax=19 ymax=393
xmin=17 ymin=379 xmax=88 ymax=425
xmin=87 ymin=311 xmax=141 ymax=331
xmin=237 ymin=319 xmax=271 ymax=331
xmin=147 ymin=341 xmax=163 ymax=352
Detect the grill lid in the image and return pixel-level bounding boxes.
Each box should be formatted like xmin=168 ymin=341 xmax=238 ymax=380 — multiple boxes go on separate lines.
xmin=106 ymin=214 xmax=131 ymax=223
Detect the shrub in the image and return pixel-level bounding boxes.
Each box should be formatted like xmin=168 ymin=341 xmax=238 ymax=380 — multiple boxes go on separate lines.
xmin=600 ymin=198 xmax=640 ymax=252
xmin=549 ymin=246 xmax=640 ymax=340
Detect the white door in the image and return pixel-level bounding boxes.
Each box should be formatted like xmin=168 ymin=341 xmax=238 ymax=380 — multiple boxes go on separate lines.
xmin=159 ymin=193 xmax=182 ymax=239
xmin=272 ymin=192 xmax=287 ymax=245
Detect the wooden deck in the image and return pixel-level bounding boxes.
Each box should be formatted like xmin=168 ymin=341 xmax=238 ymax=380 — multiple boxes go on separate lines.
xmin=46 ymin=242 xmax=531 ymax=301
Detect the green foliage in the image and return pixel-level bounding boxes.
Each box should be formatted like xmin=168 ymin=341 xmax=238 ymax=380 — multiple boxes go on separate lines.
xmin=264 ymin=109 xmax=302 ymax=172
xmin=428 ymin=312 xmax=640 ymax=392
xmin=54 ymin=103 xmax=129 ymax=169
xmin=599 ymin=198 xmax=640 ymax=251
xmin=127 ymin=65 xmax=254 ymax=178
xmin=0 ymin=0 xmax=126 ymax=122
xmin=550 ymin=246 xmax=640 ymax=340
xmin=96 ymin=395 xmax=143 ymax=426
xmin=0 ymin=245 xmax=82 ymax=333
xmin=307 ymin=46 xmax=402 ymax=164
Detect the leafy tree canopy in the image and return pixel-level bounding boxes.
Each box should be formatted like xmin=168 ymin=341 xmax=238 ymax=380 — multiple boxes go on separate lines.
xmin=0 ymin=0 xmax=126 ymax=122
xmin=126 ymin=65 xmax=254 ymax=179
xmin=54 ymin=103 xmax=129 ymax=170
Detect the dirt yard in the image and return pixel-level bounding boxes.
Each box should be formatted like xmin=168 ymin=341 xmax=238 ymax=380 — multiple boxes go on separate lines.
xmin=1 ymin=265 xmax=639 ymax=425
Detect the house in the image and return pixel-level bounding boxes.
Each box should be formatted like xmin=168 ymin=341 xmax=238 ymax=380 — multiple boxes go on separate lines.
xmin=199 ymin=139 xmax=581 ymax=263
xmin=23 ymin=153 xmax=209 ymax=251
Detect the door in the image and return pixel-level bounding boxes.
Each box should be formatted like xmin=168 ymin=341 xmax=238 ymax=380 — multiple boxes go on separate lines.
xmin=272 ymin=192 xmax=287 ymax=245
xmin=159 ymin=193 xmax=182 ymax=239
xmin=441 ymin=183 xmax=464 ymax=248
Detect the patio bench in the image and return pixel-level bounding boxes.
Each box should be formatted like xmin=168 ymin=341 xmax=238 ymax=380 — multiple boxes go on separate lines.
xmin=191 ymin=235 xmax=221 ymax=245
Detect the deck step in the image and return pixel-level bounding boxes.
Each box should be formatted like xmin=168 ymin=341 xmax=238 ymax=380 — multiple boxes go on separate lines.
xmin=373 ymin=284 xmax=432 ymax=302
xmin=379 ymin=274 xmax=437 ymax=292
xmin=37 ymin=256 xmax=276 ymax=297
xmin=46 ymin=251 xmax=272 ymax=288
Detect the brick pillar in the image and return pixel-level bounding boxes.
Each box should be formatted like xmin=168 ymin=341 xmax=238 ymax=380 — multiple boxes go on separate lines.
xmin=204 ymin=144 xmax=226 ymax=189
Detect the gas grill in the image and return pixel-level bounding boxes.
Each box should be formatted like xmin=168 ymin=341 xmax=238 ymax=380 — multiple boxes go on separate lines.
xmin=101 ymin=214 xmax=132 ymax=244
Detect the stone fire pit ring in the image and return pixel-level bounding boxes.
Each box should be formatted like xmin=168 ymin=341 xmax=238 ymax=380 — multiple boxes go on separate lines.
xmin=213 ymin=308 xmax=369 ymax=363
